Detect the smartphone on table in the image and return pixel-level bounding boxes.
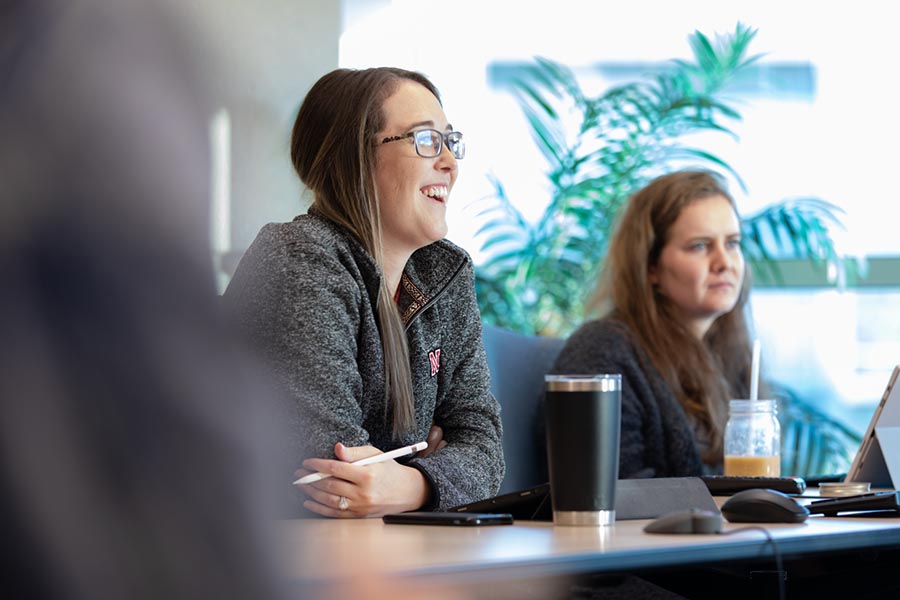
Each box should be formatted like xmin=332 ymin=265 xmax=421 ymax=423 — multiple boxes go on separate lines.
xmin=382 ymin=511 xmax=513 ymax=526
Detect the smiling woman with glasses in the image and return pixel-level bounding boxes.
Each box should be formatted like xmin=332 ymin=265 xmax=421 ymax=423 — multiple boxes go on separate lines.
xmin=223 ymin=67 xmax=504 ymax=519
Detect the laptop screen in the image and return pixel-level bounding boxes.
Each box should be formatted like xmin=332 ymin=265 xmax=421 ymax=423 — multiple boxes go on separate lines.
xmin=845 ymin=365 xmax=900 ymax=488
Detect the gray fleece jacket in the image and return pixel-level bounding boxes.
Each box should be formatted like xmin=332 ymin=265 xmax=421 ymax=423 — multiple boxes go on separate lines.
xmin=551 ymin=318 xmax=704 ymax=479
xmin=223 ymin=211 xmax=504 ymax=511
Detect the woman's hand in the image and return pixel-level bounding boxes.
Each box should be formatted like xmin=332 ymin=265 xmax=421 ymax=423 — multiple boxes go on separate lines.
xmin=419 ymin=422 xmax=448 ymax=458
xmin=295 ymin=442 xmax=431 ymax=518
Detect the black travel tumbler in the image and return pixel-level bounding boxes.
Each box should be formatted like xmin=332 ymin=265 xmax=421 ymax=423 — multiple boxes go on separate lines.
xmin=544 ymin=374 xmax=622 ymax=525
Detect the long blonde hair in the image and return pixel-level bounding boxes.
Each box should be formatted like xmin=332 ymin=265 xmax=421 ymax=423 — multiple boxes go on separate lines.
xmin=587 ymin=170 xmax=752 ymax=460
xmin=289 ymin=68 xmax=439 ymax=438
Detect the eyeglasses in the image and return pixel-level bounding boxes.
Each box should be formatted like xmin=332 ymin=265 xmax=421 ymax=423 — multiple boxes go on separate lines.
xmin=380 ymin=129 xmax=465 ymax=159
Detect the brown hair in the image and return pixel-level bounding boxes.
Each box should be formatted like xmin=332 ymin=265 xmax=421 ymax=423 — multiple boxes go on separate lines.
xmin=586 ymin=170 xmax=752 ymax=461
xmin=290 ymin=67 xmax=440 ymax=438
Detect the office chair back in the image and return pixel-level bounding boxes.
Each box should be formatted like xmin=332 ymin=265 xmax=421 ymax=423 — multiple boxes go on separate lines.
xmin=482 ymin=324 xmax=565 ymax=493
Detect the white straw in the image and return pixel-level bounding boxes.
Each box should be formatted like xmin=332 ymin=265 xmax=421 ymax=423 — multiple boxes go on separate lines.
xmin=750 ymin=339 xmax=761 ymax=401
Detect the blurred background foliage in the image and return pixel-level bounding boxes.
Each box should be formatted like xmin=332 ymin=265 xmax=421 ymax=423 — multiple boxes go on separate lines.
xmin=473 ymin=23 xmax=860 ymax=476
xmin=776 ymin=385 xmax=862 ymax=477
xmin=474 ymin=23 xmax=844 ymax=338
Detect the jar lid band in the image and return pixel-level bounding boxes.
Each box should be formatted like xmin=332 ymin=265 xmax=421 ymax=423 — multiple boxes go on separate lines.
xmin=729 ymin=399 xmax=777 ymax=411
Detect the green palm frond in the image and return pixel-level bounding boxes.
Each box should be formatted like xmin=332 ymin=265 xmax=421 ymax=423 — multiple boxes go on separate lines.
xmin=475 ymin=22 xmax=842 ymax=337
xmin=474 ymin=21 xmax=851 ymax=474
xmin=742 ymin=198 xmax=844 ymax=285
xmin=773 ymin=384 xmax=862 ymax=477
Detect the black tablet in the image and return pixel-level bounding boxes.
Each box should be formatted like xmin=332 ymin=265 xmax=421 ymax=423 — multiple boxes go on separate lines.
xmin=383 ymin=511 xmax=513 ymax=526
xmin=449 ymin=477 xmax=719 ymax=521
xmin=448 ymin=483 xmax=552 ymax=520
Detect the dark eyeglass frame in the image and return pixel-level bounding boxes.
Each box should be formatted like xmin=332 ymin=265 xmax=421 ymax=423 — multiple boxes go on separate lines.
xmin=380 ymin=128 xmax=465 ymax=159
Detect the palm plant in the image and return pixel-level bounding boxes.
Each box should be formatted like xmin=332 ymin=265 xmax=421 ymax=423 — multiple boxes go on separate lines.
xmin=772 ymin=384 xmax=862 ymax=477
xmin=475 ymin=23 xmax=843 ymax=337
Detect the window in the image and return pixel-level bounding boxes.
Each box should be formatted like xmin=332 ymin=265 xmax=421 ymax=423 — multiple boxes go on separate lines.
xmin=341 ymin=0 xmax=899 ymax=438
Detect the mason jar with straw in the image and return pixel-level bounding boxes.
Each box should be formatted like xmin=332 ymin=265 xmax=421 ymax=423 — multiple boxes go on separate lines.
xmin=723 ymin=340 xmax=782 ymax=476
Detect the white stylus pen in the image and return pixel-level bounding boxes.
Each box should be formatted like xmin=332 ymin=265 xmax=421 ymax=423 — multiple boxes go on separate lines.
xmin=293 ymin=441 xmax=428 ymax=485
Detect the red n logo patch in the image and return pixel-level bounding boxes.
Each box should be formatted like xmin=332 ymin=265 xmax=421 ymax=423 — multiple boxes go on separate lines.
xmin=428 ymin=348 xmax=441 ymax=377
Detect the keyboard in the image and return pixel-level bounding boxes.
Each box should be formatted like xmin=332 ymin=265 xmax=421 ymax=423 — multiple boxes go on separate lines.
xmin=701 ymin=475 xmax=807 ymax=496
xmin=806 ymin=491 xmax=900 ymax=516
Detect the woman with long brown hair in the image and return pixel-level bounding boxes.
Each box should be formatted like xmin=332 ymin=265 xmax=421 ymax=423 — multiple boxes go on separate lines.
xmin=552 ymin=169 xmax=753 ymax=478
xmin=224 ymin=67 xmax=504 ymax=517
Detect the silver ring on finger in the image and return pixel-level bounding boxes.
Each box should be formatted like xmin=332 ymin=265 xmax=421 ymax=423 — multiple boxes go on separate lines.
xmin=338 ymin=496 xmax=350 ymax=511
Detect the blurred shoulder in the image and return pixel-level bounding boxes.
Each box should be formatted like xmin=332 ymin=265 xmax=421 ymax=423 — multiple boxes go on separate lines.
xmin=251 ymin=213 xmax=362 ymax=258
xmin=552 ymin=317 xmax=640 ymax=375
xmin=566 ymin=317 xmax=635 ymax=349
xmin=235 ymin=212 xmax=377 ymax=279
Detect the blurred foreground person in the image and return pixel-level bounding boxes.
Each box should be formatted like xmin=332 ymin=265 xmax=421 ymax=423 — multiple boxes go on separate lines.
xmin=0 ymin=1 xmax=289 ymax=598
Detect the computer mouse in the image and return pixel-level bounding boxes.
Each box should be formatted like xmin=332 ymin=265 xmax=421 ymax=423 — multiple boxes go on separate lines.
xmin=720 ymin=488 xmax=810 ymax=524
xmin=643 ymin=509 xmax=723 ymax=534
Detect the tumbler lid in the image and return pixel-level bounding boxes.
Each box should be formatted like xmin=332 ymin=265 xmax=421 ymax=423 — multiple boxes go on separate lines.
xmin=545 ymin=374 xmax=621 ymax=392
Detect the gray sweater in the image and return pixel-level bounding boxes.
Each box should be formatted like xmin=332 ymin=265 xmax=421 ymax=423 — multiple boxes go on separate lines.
xmin=223 ymin=212 xmax=504 ymax=510
xmin=551 ymin=318 xmax=704 ymax=478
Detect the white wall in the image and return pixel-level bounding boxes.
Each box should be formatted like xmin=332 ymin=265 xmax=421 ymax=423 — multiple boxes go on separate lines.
xmin=179 ymin=0 xmax=342 ymax=259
